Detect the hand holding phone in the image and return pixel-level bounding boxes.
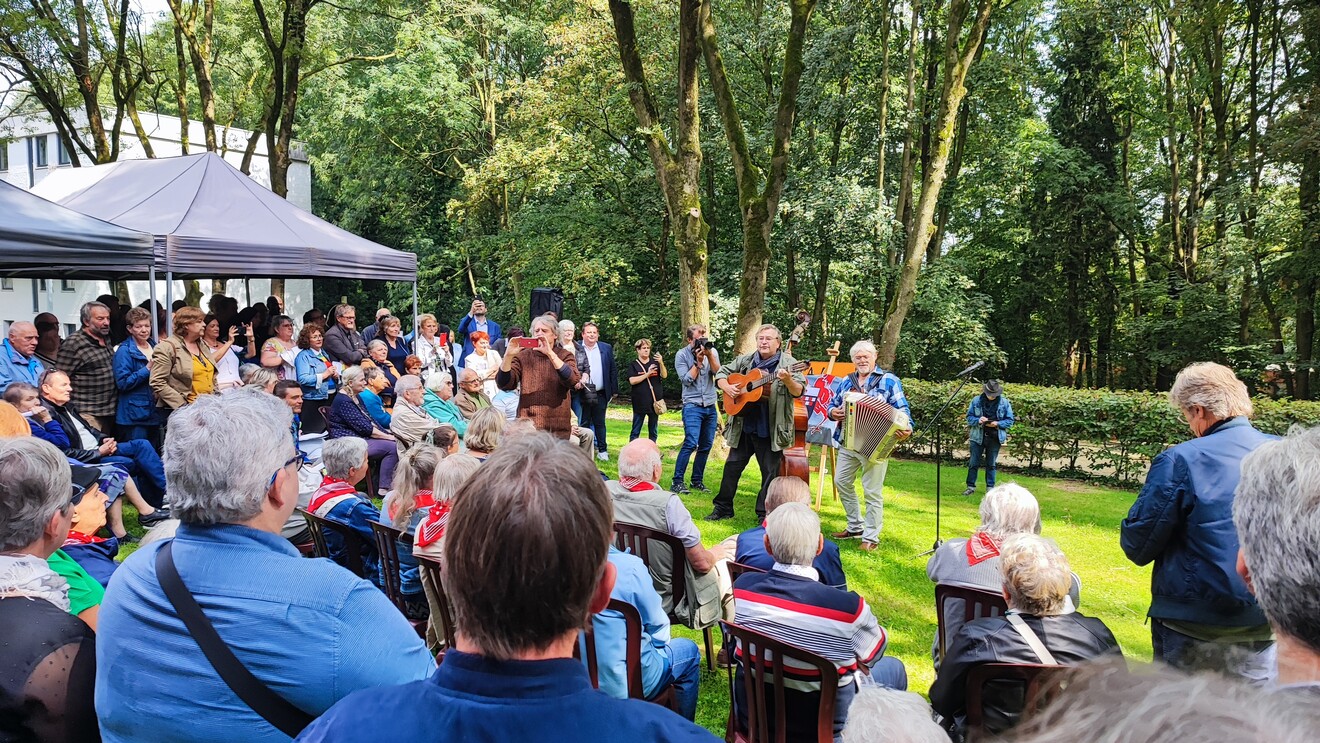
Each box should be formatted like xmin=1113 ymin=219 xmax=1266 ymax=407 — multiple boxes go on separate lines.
xmin=516 ymin=337 xmax=540 ymax=349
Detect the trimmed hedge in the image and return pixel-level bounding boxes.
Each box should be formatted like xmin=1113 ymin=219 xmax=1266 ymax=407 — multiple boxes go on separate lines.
xmin=894 ymin=380 xmax=1320 ymax=485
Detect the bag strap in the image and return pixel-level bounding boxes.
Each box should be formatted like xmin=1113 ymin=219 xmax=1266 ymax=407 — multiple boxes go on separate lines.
xmin=1006 ymin=613 xmax=1059 ymax=665
xmin=155 ymin=541 xmax=314 ymax=737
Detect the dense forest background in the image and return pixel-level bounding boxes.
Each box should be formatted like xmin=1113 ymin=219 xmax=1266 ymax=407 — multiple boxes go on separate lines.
xmin=3 ymin=0 xmax=1318 ymax=395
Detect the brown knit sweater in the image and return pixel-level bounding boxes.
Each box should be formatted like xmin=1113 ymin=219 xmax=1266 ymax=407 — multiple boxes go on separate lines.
xmin=495 ymin=345 xmax=580 ymax=438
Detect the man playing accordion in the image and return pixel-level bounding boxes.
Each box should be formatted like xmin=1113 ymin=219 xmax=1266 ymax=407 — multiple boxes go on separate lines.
xmin=826 ymin=340 xmax=912 ymax=553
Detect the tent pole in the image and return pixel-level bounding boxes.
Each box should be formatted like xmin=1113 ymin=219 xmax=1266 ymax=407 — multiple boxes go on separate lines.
xmin=165 ymin=271 xmax=174 ymax=330
xmin=245 ymin=277 xmax=251 ymax=306
xmin=148 ymin=266 xmax=159 ymax=342
xmin=412 ymin=282 xmax=419 ymax=339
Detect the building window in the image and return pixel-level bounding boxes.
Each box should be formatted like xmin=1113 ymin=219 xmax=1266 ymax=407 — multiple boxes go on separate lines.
xmin=64 ymin=323 xmax=76 ymax=337
xmin=60 ymin=279 xmax=74 ymax=292
xmin=34 ymin=136 xmax=48 ymax=168
xmin=0 ymin=145 xmax=8 ymax=172
xmin=0 ymin=278 xmax=11 ymax=291
xmin=57 ymin=139 xmax=70 ymax=166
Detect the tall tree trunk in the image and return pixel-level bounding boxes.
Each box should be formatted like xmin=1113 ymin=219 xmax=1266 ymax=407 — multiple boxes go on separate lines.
xmin=172 ymin=20 xmax=191 ymax=154
xmin=877 ymin=0 xmax=996 ymax=368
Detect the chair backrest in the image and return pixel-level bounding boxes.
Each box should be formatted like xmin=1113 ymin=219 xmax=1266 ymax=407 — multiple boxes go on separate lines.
xmin=299 ymin=507 xmax=366 ymax=578
xmin=612 ymin=521 xmax=688 ymax=615
xmin=721 ymin=620 xmax=840 ymax=743
xmin=964 ymin=662 xmax=1068 ymax=741
xmin=935 ymin=584 xmax=1008 ymax=661
xmin=369 ymin=520 xmax=406 ymax=612
xmin=416 ymin=555 xmax=457 ymax=650
xmin=728 ymin=560 xmax=767 ymax=586
xmin=577 ymin=598 xmax=647 ymax=699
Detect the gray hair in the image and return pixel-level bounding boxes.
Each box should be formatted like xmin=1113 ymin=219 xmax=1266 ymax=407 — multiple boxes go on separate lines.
xmin=238 ymin=363 xmax=262 ymax=384
xmin=465 ymin=408 xmax=504 ymax=453
xmin=765 ymin=502 xmax=821 ymax=567
xmin=531 ymin=316 xmax=559 ymax=335
xmin=617 ymin=440 xmax=662 ymax=481
xmin=0 ymin=438 xmax=72 ymax=553
xmin=1168 ymin=362 xmax=1253 ymax=420
xmin=79 ymin=300 xmax=109 ymax=327
xmin=339 ymin=364 xmax=365 ymax=389
xmin=395 ymin=374 xmax=424 ymax=397
xmin=7 ymin=320 xmax=34 ymax=340
xmin=367 ymin=339 xmax=388 ymax=353
xmin=243 ymin=367 xmax=279 ymax=390
xmin=425 ymin=370 xmax=451 ymax=392
xmin=977 ymin=483 xmax=1041 ymax=541
xmin=164 ymin=392 xmax=293 ymax=525
xmin=1000 ymin=534 xmax=1072 ymax=616
xmin=1007 ymin=659 xmax=1320 ymax=743
xmin=331 ymin=304 xmax=355 ymax=322
xmin=557 ymin=319 xmax=575 ymax=334
xmin=842 ymin=687 xmax=947 ymax=743
xmin=322 ymin=437 xmax=368 ymax=480
xmin=459 ymin=367 xmax=480 ymax=384
xmin=1235 ymin=425 xmax=1320 ymax=651
xmin=755 ymin=324 xmax=781 ymax=340
xmin=849 ymin=339 xmax=878 ymax=359
xmin=433 ymin=453 xmax=481 ymax=503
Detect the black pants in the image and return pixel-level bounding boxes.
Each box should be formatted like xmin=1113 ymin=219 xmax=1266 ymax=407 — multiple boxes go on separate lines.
xmin=581 ymin=395 xmax=608 ymax=453
xmin=713 ymin=432 xmax=781 ymax=518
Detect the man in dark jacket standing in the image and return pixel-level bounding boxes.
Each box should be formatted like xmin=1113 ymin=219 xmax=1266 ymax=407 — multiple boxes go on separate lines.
xmin=323 ymin=305 xmax=368 ymax=365
xmin=1121 ymin=361 xmax=1274 ymax=679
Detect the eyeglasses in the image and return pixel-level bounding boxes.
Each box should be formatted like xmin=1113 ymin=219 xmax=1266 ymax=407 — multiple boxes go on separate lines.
xmin=69 ymin=482 xmax=85 ymax=507
xmin=268 ymin=453 xmax=306 ymax=488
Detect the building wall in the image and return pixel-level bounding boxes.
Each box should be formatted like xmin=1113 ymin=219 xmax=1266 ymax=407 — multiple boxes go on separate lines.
xmin=0 ymin=111 xmax=314 ymax=331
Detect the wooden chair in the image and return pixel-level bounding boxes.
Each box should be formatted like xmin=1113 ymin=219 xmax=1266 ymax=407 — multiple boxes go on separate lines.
xmin=728 ymin=561 xmax=767 ymax=584
xmin=416 ymin=555 xmax=457 ymax=656
xmin=371 ymin=520 xmax=427 ymax=638
xmin=612 ymin=521 xmax=716 ymax=670
xmin=935 ymin=584 xmax=1008 ymax=662
xmin=576 ymin=598 xmax=680 ymax=712
xmin=721 ymin=620 xmax=841 ymax=743
xmin=964 ymin=662 xmax=1068 ymax=742
xmin=298 ymin=508 xmax=366 ymax=578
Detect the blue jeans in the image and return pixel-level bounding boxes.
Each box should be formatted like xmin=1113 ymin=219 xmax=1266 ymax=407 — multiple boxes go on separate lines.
xmin=966 ymin=437 xmax=1001 ymax=489
xmin=630 ymin=408 xmax=658 ymax=441
xmin=571 ymin=390 xmax=584 ymax=426
xmin=1151 ymin=619 xmax=1274 ymax=682
xmin=650 ymin=638 xmax=701 ymax=721
xmin=673 ymin=404 xmax=717 ymax=488
xmin=100 ymin=438 xmax=167 ymax=509
xmin=117 ymin=424 xmax=161 ymax=453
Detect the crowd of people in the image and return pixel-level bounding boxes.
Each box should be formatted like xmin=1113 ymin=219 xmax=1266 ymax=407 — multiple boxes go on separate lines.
xmin=1 ymin=289 xmax=1317 ymax=742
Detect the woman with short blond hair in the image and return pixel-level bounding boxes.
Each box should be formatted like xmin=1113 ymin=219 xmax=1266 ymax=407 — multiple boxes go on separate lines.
xmin=149 ymin=305 xmax=215 ymax=413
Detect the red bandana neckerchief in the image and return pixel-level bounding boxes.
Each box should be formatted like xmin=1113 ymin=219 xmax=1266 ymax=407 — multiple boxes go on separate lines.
xmin=388 ymin=490 xmax=436 ymax=521
xmin=64 ymin=531 xmax=107 ymax=546
xmin=620 ymin=477 xmax=660 ymax=492
xmin=415 ymin=501 xmax=452 ymax=548
xmin=308 ymin=476 xmax=360 ymax=514
xmin=965 ymin=532 xmax=1001 ymax=566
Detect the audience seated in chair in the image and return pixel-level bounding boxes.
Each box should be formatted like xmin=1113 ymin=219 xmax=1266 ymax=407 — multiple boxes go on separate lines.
xmin=308 ymin=437 xmax=385 ymax=587
xmin=732 ymin=502 xmax=907 ymax=742
xmin=0 ymin=438 xmax=100 ymax=742
xmin=422 ymin=372 xmax=468 ymax=437
xmin=926 ymin=483 xmax=1080 ymax=667
xmin=386 ymin=444 xmax=444 ymax=620
xmin=607 ymin=438 xmax=726 ymax=630
xmin=454 ymin=368 xmax=493 ymax=421
xmin=463 ymin=407 xmax=504 ymax=461
xmin=297 ymin=432 xmax=719 ymax=742
xmin=94 ymin=392 xmax=433 ymax=742
xmin=929 ymin=534 xmax=1120 ymax=738
xmin=60 ymin=464 xmax=120 ymax=588
xmin=1235 ymin=425 xmax=1320 ymax=693
xmin=728 ymin=475 xmax=846 ymax=589
xmin=589 ymin=543 xmax=703 ymax=720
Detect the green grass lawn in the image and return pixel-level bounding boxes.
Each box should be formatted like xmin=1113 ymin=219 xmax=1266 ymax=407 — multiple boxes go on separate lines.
xmin=117 ymin=406 xmax=1153 ymax=736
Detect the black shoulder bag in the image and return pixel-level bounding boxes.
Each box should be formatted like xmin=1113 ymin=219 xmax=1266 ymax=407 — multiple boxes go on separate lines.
xmin=155 ymin=541 xmax=315 ymax=738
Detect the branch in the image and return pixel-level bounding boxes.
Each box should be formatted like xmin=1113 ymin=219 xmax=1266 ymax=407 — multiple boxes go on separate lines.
xmin=698 ymin=0 xmax=759 ymax=205
xmin=300 ymin=52 xmax=396 ymax=82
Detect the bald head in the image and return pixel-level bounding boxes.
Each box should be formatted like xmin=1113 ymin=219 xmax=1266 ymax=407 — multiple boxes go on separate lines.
xmin=7 ymin=322 xmax=38 ymax=357
xmin=460 ymin=368 xmax=480 ymax=384
xmin=617 ymin=439 xmax=663 ymax=483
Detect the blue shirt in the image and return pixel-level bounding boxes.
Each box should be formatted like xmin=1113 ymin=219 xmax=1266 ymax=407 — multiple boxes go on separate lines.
xmin=584 ymin=547 xmax=672 ymax=700
xmin=675 ymin=344 xmax=719 ymax=407
xmin=296 ymin=650 xmax=719 ymax=743
xmin=95 ymin=523 xmax=434 ymax=743
xmin=735 ymin=525 xmax=848 ymax=590
xmin=827 ymin=369 xmax=911 ymax=445
xmin=0 ymin=338 xmax=45 ymax=391
xmin=360 ymin=389 xmax=392 ymax=429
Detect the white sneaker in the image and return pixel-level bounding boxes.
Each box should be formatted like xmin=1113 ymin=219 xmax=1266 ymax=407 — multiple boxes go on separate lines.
xmin=596 ymin=451 xmax=609 ymax=462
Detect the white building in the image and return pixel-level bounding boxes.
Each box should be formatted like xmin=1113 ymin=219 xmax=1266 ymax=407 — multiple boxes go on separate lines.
xmin=0 ymin=109 xmax=314 ymax=332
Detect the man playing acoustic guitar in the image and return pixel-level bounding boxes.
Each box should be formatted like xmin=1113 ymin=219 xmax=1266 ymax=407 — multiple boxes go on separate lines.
xmin=707 ymin=324 xmax=806 ymax=521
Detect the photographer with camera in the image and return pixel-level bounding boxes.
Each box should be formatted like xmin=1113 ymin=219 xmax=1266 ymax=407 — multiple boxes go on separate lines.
xmin=671 ymin=325 xmax=721 ymax=495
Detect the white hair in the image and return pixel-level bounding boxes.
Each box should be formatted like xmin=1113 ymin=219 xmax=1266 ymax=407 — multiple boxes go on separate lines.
xmin=617 ymin=440 xmax=662 ymax=481
xmin=165 ymin=391 xmax=294 ymax=525
xmin=433 ymin=453 xmax=481 ymax=503
xmin=765 ymin=502 xmax=821 ymax=567
xmin=1168 ymin=362 xmax=1253 ymax=419
xmin=367 ymin=339 xmax=388 ymax=352
xmin=322 ymin=437 xmax=368 ymax=480
xmin=977 ymin=483 xmax=1041 ymax=540
xmin=842 ymin=687 xmax=947 ymax=743
xmin=395 ymin=374 xmax=424 ymax=396
xmin=426 ymin=371 xmax=452 ymax=392
xmin=340 ymin=364 xmax=365 ymax=389
xmin=0 ymin=438 xmax=72 ymax=552
xmin=849 ymin=339 xmax=878 ymax=359
xmin=530 ymin=316 xmax=558 ymax=335
xmin=1235 ymin=425 xmax=1320 ymax=651
xmin=1000 ymin=534 xmax=1072 ymax=616
xmin=558 ymin=319 xmax=575 ymax=333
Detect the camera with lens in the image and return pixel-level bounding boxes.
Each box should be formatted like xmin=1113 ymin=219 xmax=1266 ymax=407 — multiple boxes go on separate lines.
xmin=693 ymin=338 xmax=714 ymax=350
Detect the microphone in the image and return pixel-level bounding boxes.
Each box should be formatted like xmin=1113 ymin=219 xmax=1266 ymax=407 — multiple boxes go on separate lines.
xmin=956 ymin=360 xmax=985 ymax=378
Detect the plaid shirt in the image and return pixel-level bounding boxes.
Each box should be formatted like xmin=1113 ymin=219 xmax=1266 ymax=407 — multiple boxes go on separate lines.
xmin=55 ymin=330 xmax=118 ymax=417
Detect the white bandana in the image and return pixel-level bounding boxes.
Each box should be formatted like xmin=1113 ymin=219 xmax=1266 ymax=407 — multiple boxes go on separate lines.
xmin=0 ymin=553 xmax=71 ymax=612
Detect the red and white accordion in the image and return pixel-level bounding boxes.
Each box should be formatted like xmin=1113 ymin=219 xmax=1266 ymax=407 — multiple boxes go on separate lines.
xmin=842 ymin=392 xmax=910 ymax=463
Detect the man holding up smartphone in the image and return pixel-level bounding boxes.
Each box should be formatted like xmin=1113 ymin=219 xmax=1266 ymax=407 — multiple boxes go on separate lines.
xmin=457 ymin=298 xmax=502 ymax=368
xmin=496 ymin=315 xmax=579 ymax=439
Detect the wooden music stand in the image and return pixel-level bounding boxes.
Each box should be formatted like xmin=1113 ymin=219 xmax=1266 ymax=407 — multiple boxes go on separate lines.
xmin=811 ymin=342 xmax=842 ymax=511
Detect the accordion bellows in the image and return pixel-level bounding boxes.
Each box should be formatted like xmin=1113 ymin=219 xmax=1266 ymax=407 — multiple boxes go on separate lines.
xmin=842 ymin=392 xmax=910 ymax=462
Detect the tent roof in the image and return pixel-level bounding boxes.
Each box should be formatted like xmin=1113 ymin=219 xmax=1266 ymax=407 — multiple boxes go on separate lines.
xmin=0 ymin=179 xmax=156 ymax=279
xmin=33 ymin=152 xmax=417 ymax=282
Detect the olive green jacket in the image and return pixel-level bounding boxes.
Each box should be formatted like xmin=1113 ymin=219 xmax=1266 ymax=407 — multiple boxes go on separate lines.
xmin=715 ymin=350 xmax=805 ymax=451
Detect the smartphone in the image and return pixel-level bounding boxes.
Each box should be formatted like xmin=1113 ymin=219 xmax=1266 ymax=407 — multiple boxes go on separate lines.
xmin=516 ymin=337 xmax=540 ymax=349
xmin=439 ymin=332 xmax=449 ymax=347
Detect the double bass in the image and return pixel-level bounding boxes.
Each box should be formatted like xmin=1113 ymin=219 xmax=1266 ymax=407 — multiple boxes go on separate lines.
xmin=778 ymin=325 xmax=816 ymax=485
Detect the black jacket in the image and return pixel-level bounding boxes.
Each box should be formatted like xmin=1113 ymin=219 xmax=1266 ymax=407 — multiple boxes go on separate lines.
xmin=42 ymin=399 xmax=108 ymax=462
xmin=929 ymin=611 xmax=1121 ymax=735
xmin=323 ymin=324 xmax=367 ymax=365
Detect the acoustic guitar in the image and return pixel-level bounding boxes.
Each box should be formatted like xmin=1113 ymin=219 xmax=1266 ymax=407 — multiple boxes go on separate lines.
xmin=721 ymin=361 xmax=810 ymax=416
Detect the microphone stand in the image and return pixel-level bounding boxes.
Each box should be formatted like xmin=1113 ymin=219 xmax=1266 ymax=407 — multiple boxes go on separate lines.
xmin=914 ymin=373 xmax=978 ymax=558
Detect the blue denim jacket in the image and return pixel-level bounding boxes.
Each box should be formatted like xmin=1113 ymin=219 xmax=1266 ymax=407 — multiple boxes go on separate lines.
xmin=296 ymin=349 xmax=337 ymax=400
xmin=112 ymin=340 xmax=160 ymax=426
xmin=966 ymin=394 xmax=1015 ymax=445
